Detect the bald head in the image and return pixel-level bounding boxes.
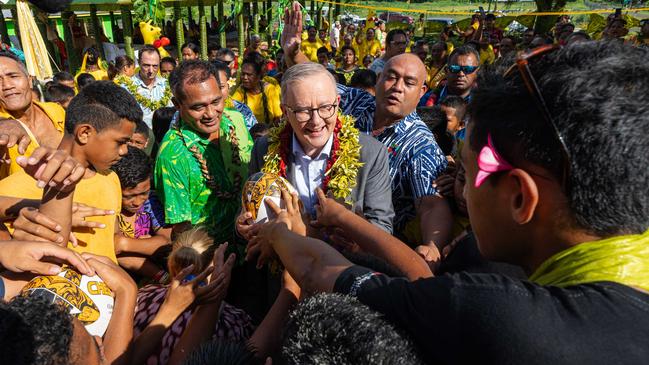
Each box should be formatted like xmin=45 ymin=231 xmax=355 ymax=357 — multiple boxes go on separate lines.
xmin=384 ymin=53 xmax=428 ymax=87
xmin=376 ymin=53 xmax=428 ymax=123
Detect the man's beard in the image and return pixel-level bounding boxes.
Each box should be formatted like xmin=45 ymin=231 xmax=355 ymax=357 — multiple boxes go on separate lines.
xmin=29 ymin=0 xmax=73 ymax=13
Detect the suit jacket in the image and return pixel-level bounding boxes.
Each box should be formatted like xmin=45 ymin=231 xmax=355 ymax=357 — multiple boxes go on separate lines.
xmin=249 ymin=132 xmax=394 ymax=233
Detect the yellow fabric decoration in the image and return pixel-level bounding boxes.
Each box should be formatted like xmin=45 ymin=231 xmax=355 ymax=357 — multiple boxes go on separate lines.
xmin=16 ymin=0 xmax=53 ymax=80
xmin=530 ymin=230 xmax=649 ymax=291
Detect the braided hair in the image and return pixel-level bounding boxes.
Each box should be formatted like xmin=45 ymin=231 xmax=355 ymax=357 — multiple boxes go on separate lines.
xmin=241 ymin=54 xmax=271 ymax=124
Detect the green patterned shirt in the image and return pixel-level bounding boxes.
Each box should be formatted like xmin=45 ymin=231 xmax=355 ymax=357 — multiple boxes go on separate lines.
xmin=154 ymin=109 xmax=253 ymax=244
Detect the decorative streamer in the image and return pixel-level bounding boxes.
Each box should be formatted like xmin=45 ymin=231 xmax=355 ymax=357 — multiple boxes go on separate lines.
xmin=16 ymin=0 xmax=52 ymax=80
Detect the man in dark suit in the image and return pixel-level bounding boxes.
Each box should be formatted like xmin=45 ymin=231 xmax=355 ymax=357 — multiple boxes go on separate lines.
xmin=231 ymin=63 xmax=393 ymax=322
xmin=238 ymin=62 xmax=394 ymax=236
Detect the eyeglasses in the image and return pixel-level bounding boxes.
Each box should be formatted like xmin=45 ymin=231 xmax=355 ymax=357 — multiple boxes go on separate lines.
xmin=284 ymin=102 xmax=338 ymax=123
xmin=504 ymin=44 xmax=571 ymax=190
xmin=448 ymin=65 xmax=479 ymax=74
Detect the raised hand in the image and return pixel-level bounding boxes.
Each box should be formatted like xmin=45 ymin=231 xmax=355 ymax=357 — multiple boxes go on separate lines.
xmin=281 ymin=1 xmax=303 ymax=57
xmin=0 ymin=240 xmax=94 ymax=276
xmin=159 ymin=265 xmax=207 ymax=317
xmin=196 ymin=242 xmax=236 ymax=305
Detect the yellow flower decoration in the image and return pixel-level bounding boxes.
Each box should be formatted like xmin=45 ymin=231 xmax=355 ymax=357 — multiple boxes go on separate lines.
xmin=262 ymin=114 xmax=363 ymax=203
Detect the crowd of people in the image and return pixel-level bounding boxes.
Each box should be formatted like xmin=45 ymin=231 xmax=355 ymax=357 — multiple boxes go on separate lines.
xmin=0 ymin=2 xmax=648 ymax=364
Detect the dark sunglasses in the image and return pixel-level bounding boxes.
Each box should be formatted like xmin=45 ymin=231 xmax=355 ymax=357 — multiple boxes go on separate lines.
xmin=504 ymin=44 xmax=571 ymax=191
xmin=448 ymin=64 xmax=479 ymax=74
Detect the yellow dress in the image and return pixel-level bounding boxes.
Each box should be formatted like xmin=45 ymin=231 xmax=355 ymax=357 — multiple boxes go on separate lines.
xmin=300 ymin=39 xmax=323 ymax=62
xmin=358 ymin=39 xmax=381 ymax=64
xmin=0 ymin=169 xmax=122 ymax=263
xmin=319 ymin=37 xmax=332 ymax=52
xmin=0 ymin=101 xmax=65 ymax=179
xmin=75 ymin=53 xmax=109 ymax=89
xmin=231 ymin=83 xmax=283 ymax=124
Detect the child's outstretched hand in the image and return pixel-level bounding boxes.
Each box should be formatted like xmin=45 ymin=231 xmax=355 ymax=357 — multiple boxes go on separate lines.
xmin=0 ymin=240 xmax=94 ymax=276
xmin=199 ymin=242 xmax=236 ymax=306
xmin=17 ymin=147 xmax=85 ymax=193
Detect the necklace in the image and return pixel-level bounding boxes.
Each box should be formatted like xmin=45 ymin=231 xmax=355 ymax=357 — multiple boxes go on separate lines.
xmin=114 ymin=75 xmax=172 ymax=111
xmin=262 ymin=114 xmax=363 ymax=202
xmin=174 ymin=114 xmax=243 ymax=200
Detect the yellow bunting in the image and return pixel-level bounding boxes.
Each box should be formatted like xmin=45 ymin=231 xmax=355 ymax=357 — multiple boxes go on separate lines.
xmin=312 ymin=0 xmax=649 ymax=17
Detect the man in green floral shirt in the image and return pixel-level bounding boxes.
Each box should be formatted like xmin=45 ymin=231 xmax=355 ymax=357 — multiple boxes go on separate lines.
xmin=154 ymin=60 xmax=252 ymax=244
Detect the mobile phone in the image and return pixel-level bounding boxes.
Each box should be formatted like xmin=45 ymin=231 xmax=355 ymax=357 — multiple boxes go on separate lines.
xmin=615 ymin=8 xmax=621 ymax=17
xmin=479 ymin=6 xmax=485 ymax=17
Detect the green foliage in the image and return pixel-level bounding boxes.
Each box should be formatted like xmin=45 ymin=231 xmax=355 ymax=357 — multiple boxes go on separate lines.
xmin=132 ymin=0 xmax=166 ymax=26
xmin=133 ymin=0 xmax=148 ymax=24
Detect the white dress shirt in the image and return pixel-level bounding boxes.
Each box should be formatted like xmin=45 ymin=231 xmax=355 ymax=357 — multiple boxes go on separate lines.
xmin=290 ymin=133 xmax=334 ymax=217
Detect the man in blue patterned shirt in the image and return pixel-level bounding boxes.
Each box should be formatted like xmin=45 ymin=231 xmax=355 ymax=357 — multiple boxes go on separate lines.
xmin=340 ymin=54 xmax=452 ymax=267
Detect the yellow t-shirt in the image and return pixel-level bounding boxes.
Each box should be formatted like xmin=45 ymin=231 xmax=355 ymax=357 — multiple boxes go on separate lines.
xmin=231 ymin=83 xmax=283 ymax=124
xmin=0 ymin=102 xmax=65 ymax=179
xmin=319 ymin=37 xmax=332 ymax=52
xmin=0 ymin=169 xmax=122 ymax=263
xmin=352 ymin=42 xmax=362 ymax=64
xmin=479 ymin=45 xmax=496 ymax=65
xmin=75 ymin=69 xmax=109 ymax=84
xmin=358 ymin=39 xmax=382 ymax=64
xmin=301 ymin=39 xmax=323 ymax=62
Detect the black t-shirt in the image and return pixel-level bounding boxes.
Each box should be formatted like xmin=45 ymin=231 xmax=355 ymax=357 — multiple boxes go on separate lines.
xmin=334 ymin=266 xmax=649 ymax=364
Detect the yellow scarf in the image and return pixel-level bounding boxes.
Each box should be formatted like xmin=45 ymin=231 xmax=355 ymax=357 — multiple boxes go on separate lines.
xmin=530 ymin=230 xmax=649 ymax=291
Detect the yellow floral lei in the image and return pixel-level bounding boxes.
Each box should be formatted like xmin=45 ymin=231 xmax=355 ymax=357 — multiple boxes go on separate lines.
xmin=114 ymin=75 xmax=172 ymax=111
xmin=262 ymin=114 xmax=364 ymax=202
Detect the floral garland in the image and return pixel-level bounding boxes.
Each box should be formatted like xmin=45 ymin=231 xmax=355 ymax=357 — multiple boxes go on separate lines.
xmin=262 ymin=114 xmax=363 ymax=203
xmin=114 ymin=75 xmax=172 ymax=111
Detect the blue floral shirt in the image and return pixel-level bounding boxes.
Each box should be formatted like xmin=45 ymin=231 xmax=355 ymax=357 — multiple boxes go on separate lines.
xmin=232 ymin=99 xmax=258 ymax=130
xmin=338 ymin=84 xmax=448 ymax=233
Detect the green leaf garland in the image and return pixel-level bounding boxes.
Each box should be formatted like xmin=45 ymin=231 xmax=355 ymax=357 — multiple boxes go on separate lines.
xmin=114 ymin=75 xmax=172 ymax=112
